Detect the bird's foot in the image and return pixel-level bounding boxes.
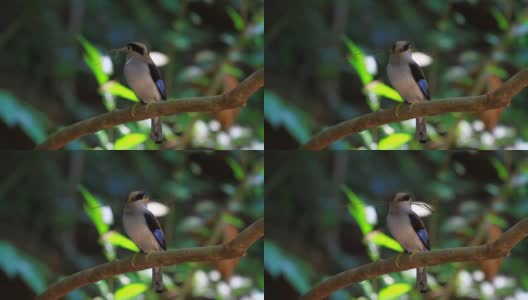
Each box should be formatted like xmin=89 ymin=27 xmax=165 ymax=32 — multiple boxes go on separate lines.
xmin=131 ymin=103 xmax=140 ymax=117
xmin=144 ymin=102 xmax=154 ymax=115
xmin=130 ymin=252 xmax=140 ymax=268
xmin=394 ymin=253 xmax=404 ymax=268
xmin=408 ymin=102 xmax=417 ymax=112
xmin=395 ymin=103 xmax=404 ymax=118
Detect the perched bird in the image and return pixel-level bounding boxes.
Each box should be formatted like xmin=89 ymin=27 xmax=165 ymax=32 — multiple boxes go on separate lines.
xmin=386 ymin=192 xmax=431 ymax=293
xmin=387 ymin=41 xmax=430 ymax=143
xmin=123 ymin=191 xmax=166 ymax=293
xmin=114 ymin=42 xmax=167 ymax=143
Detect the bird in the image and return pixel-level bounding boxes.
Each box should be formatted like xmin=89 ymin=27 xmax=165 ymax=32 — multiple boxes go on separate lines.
xmin=386 ymin=192 xmax=431 ymax=293
xmin=123 ymin=191 xmax=166 ymax=293
xmin=114 ymin=42 xmax=167 ymax=144
xmin=387 ymin=41 xmax=430 ymax=143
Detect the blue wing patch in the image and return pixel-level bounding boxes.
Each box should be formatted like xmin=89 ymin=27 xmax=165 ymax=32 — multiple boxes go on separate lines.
xmin=152 ymin=229 xmax=166 ymax=250
xmin=155 ymin=79 xmax=167 ymax=100
xmin=417 ymin=79 xmax=429 ymax=100
xmin=408 ymin=212 xmax=430 ymax=250
xmin=144 ymin=211 xmax=167 ymax=250
xmin=409 ymin=61 xmax=430 ymax=100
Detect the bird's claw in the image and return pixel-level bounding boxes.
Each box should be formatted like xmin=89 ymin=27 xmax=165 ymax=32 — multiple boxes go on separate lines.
xmin=131 ymin=103 xmax=139 ymax=117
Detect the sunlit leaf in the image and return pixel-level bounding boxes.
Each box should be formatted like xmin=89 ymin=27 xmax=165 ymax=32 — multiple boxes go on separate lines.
xmin=101 ymin=81 xmax=139 ymax=102
xmin=343 ymin=36 xmax=372 ymax=85
xmin=378 ymin=133 xmax=412 ymax=150
xmin=367 ymin=81 xmax=403 ymax=102
xmin=79 ymin=36 xmax=109 ymax=85
xmin=379 ymin=283 xmax=412 ymax=300
xmin=367 ymin=231 xmax=403 ymax=252
xmin=342 ymin=185 xmax=373 ymax=235
xmin=104 ymin=231 xmax=139 ymax=252
xmin=79 ymin=185 xmax=109 ymax=235
xmin=114 ymin=133 xmax=148 ymax=150
xmin=115 ymin=283 xmax=148 ymax=300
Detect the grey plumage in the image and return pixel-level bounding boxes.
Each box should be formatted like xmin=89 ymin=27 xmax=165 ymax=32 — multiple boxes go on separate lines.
xmin=387 ymin=41 xmax=430 ymax=143
xmin=387 ymin=193 xmax=430 ymax=293
xmin=123 ymin=191 xmax=166 ymax=293
xmin=121 ymin=42 xmax=167 ymax=144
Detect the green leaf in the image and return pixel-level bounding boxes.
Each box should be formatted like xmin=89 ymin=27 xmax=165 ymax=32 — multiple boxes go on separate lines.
xmin=342 ymin=185 xmax=372 ymax=235
xmin=367 ymin=81 xmax=403 ymax=102
xmin=226 ymin=7 xmax=245 ymax=32
xmin=490 ymin=8 xmax=509 ymax=31
xmin=79 ymin=185 xmax=109 ymax=235
xmin=104 ymin=231 xmax=139 ymax=252
xmin=264 ymin=91 xmax=311 ymax=143
xmin=222 ymin=214 xmax=245 ymax=228
xmin=0 ymin=91 xmax=49 ymax=143
xmin=79 ymin=36 xmax=109 ymax=85
xmin=114 ymin=133 xmax=148 ymax=150
xmin=115 ymin=283 xmax=148 ymax=300
xmin=343 ymin=36 xmax=372 ymax=85
xmin=490 ymin=158 xmax=508 ymax=181
xmin=17 ymin=259 xmax=46 ymax=293
xmin=368 ymin=231 xmax=403 ymax=252
xmin=379 ymin=283 xmax=412 ymax=300
xmin=102 ymin=81 xmax=139 ymax=102
xmin=264 ymin=241 xmax=311 ymax=293
xmin=378 ymin=133 xmax=412 ymax=150
xmin=0 ymin=242 xmax=46 ymax=293
xmin=227 ymin=158 xmax=245 ymax=181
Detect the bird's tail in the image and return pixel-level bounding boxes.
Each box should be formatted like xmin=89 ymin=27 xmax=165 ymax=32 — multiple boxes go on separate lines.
xmin=416 ymin=117 xmax=427 ymax=144
xmin=416 ymin=266 xmax=428 ymax=293
xmin=151 ymin=117 xmax=163 ymax=144
xmin=152 ymin=267 xmax=164 ymax=293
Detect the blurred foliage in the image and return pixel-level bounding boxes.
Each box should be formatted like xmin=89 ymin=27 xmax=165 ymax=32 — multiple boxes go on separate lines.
xmin=0 ymin=152 xmax=263 ymax=299
xmin=0 ymin=1 xmax=263 ymax=149
xmin=266 ymin=1 xmax=528 ymax=149
xmin=265 ymin=151 xmax=528 ymax=299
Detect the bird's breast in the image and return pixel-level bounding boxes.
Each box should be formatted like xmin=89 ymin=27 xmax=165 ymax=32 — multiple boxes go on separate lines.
xmin=387 ymin=63 xmax=425 ymax=103
xmin=124 ymin=61 xmax=162 ymax=104
xmin=123 ymin=212 xmax=163 ymax=253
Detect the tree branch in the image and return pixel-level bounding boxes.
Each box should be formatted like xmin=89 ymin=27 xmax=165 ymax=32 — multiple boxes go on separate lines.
xmin=300 ymin=67 xmax=528 ymax=150
xmin=35 ymin=68 xmax=264 ymax=150
xmin=300 ymin=217 xmax=528 ymax=300
xmin=36 ymin=218 xmax=264 ymax=300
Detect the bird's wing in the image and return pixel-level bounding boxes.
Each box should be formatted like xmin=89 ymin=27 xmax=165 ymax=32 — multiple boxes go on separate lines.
xmin=148 ymin=63 xmax=167 ymax=100
xmin=143 ymin=211 xmax=167 ymax=250
xmin=409 ymin=61 xmax=430 ymax=100
xmin=408 ymin=211 xmax=430 ymax=250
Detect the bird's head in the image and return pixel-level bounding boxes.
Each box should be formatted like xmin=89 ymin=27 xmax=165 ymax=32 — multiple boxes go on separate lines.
xmin=109 ymin=42 xmax=150 ymax=60
xmin=127 ymin=191 xmax=150 ymax=204
xmin=391 ymin=41 xmax=412 ymax=54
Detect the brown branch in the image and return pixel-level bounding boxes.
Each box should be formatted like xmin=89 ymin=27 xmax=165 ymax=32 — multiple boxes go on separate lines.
xmin=35 ymin=68 xmax=264 ymax=150
xmin=300 ymin=67 xmax=528 ymax=150
xmin=300 ymin=217 xmax=528 ymax=300
xmin=36 ymin=218 xmax=264 ymax=300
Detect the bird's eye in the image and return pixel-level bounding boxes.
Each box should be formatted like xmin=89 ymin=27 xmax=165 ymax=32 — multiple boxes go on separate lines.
xmin=398 ymin=194 xmax=411 ymax=201
xmin=402 ymin=43 xmax=410 ymax=52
